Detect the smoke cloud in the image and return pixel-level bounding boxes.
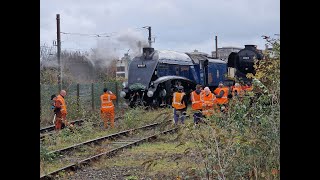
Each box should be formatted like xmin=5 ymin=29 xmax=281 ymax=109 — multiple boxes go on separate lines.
xmin=41 ymin=28 xmax=149 ymax=70
xmin=115 ymin=28 xmax=149 ymax=57
xmin=86 ymin=28 xmax=149 ymax=68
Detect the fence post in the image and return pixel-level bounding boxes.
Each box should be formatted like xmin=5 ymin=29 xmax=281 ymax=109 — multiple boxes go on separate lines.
xmin=115 ymin=82 xmax=118 ymax=107
xmin=91 ymin=83 xmax=95 ymax=111
xmin=40 ymin=83 xmax=41 ymax=122
xmin=77 ymin=83 xmax=80 ymax=112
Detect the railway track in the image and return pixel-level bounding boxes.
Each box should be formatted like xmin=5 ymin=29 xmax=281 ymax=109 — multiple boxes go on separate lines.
xmin=40 ymin=115 xmax=175 ymax=179
xmin=40 ymin=116 xmax=124 ymax=141
xmin=40 ymin=119 xmax=84 ymax=134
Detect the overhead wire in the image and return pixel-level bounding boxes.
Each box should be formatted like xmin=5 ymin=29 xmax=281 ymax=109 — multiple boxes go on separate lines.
xmin=43 ymin=26 xmax=148 ymax=54
xmin=60 ymin=26 xmax=146 ymax=38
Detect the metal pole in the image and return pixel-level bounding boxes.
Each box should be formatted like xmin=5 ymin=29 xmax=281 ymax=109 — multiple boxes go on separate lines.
xmin=215 ymin=36 xmax=218 ymax=59
xmin=56 ymin=14 xmax=62 ymax=91
xmin=77 ymin=83 xmax=80 ymax=112
xmin=148 ymin=26 xmax=152 ymax=47
xmin=40 ymin=83 xmax=41 ymax=122
xmin=115 ymin=82 xmax=118 ymax=107
xmin=91 ymin=83 xmax=95 ymax=110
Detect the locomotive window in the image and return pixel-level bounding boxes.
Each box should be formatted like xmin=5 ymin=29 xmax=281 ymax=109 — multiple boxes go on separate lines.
xmin=180 ymin=66 xmax=189 ymax=71
xmin=158 ymin=63 xmax=167 ymax=69
xmin=117 ymin=66 xmax=125 ymax=71
xmin=175 ymin=67 xmax=179 ymax=75
xmin=217 ymin=70 xmax=219 ymax=78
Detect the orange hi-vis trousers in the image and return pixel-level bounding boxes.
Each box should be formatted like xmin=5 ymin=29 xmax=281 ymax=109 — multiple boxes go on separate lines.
xmin=55 ymin=114 xmax=68 ymax=131
xmin=101 ymin=110 xmax=115 ymax=129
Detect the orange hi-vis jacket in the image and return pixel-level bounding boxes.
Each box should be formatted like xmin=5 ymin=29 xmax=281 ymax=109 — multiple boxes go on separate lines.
xmin=242 ymin=85 xmax=252 ymax=91
xmin=201 ymin=92 xmax=215 ymax=107
xmin=56 ymin=95 xmax=67 ymax=116
xmin=232 ymin=87 xmax=244 ymax=97
xmin=246 ymin=86 xmax=253 ymax=91
xmin=172 ymin=92 xmax=186 ymax=110
xmin=100 ymin=92 xmax=117 ymax=112
xmin=214 ymin=87 xmax=229 ymax=104
xmin=191 ymin=90 xmax=202 ymax=110
xmin=213 ymin=88 xmax=219 ymax=96
xmin=201 ymin=91 xmax=216 ymax=116
xmin=242 ymin=85 xmax=253 ymax=96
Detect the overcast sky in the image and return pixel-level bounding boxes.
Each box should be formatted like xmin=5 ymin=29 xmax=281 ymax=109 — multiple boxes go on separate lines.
xmin=40 ymin=0 xmax=280 ymax=57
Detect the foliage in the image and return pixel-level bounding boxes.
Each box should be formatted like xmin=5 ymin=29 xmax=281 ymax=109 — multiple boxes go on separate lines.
xmin=120 ymin=106 xmax=170 ymax=129
xmin=40 ymin=144 xmax=57 ymax=162
xmin=40 ymin=45 xmax=119 ymax=84
xmin=178 ymin=36 xmax=280 ymax=179
xmin=126 ymin=176 xmax=139 ymax=180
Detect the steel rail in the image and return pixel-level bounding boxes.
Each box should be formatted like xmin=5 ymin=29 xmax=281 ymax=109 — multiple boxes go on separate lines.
xmin=40 ymin=127 xmax=177 ymax=180
xmin=47 ymin=117 xmax=171 ymax=155
xmin=40 ymin=119 xmax=84 ymax=134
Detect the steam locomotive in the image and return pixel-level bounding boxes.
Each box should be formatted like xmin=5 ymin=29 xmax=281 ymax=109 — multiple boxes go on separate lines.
xmin=120 ymin=47 xmax=229 ymax=108
xmin=227 ymin=45 xmax=263 ymax=83
xmin=120 ymin=44 xmax=263 ymax=108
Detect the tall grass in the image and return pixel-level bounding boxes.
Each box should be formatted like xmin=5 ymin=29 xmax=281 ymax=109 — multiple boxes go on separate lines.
xmin=176 ymin=37 xmax=280 ymax=179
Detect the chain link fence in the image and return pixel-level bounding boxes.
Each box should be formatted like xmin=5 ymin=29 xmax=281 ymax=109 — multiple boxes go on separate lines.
xmin=40 ymin=82 xmax=126 ymax=126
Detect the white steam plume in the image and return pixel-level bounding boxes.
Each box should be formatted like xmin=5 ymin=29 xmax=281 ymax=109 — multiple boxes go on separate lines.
xmin=86 ymin=28 xmax=149 ymax=68
xmin=115 ymin=28 xmax=149 ymax=57
xmin=41 ymin=28 xmax=149 ymax=70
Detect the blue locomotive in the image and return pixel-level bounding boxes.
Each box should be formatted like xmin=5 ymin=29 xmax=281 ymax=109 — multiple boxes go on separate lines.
xmin=120 ymin=47 xmax=228 ymax=107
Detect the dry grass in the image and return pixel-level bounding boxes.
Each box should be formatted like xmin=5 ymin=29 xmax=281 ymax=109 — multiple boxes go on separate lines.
xmin=92 ymin=133 xmax=201 ymax=179
xmin=40 ymin=107 xmax=175 ymax=176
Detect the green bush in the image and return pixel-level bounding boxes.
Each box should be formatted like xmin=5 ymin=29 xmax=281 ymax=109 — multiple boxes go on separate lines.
xmin=179 ymin=37 xmax=280 ymax=179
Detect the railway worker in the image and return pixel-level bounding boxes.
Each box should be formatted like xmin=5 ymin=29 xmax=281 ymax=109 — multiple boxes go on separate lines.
xmin=54 ymin=90 xmax=69 ymax=131
xmin=174 ymin=81 xmax=182 ymax=92
xmin=201 ymin=87 xmax=216 ymax=117
xmin=100 ymin=87 xmax=117 ymax=129
xmin=242 ymin=82 xmax=252 ymax=92
xmin=245 ymin=82 xmax=253 ymax=92
xmin=232 ymin=83 xmax=244 ymax=99
xmin=190 ymin=84 xmax=203 ymax=124
xmin=172 ymin=86 xmax=188 ymax=125
xmin=50 ymin=94 xmax=60 ymax=127
xmin=50 ymin=94 xmax=57 ymax=110
xmin=213 ymin=82 xmax=229 ymax=113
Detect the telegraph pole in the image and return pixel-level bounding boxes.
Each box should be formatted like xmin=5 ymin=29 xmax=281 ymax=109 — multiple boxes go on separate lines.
xmin=215 ymin=35 xmax=218 ymax=59
xmin=56 ymin=14 xmax=62 ymax=91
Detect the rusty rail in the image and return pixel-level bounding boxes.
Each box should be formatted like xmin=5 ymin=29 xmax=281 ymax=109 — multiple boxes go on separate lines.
xmin=48 ymin=118 xmax=171 ymax=155
xmin=40 ymin=116 xmax=124 ymax=135
xmin=40 ymin=127 xmax=177 ymax=180
xmin=40 ymin=119 xmax=84 ymax=134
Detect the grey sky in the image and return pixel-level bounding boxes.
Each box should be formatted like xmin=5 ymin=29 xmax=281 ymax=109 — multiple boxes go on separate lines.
xmin=40 ymin=0 xmax=280 ymax=57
